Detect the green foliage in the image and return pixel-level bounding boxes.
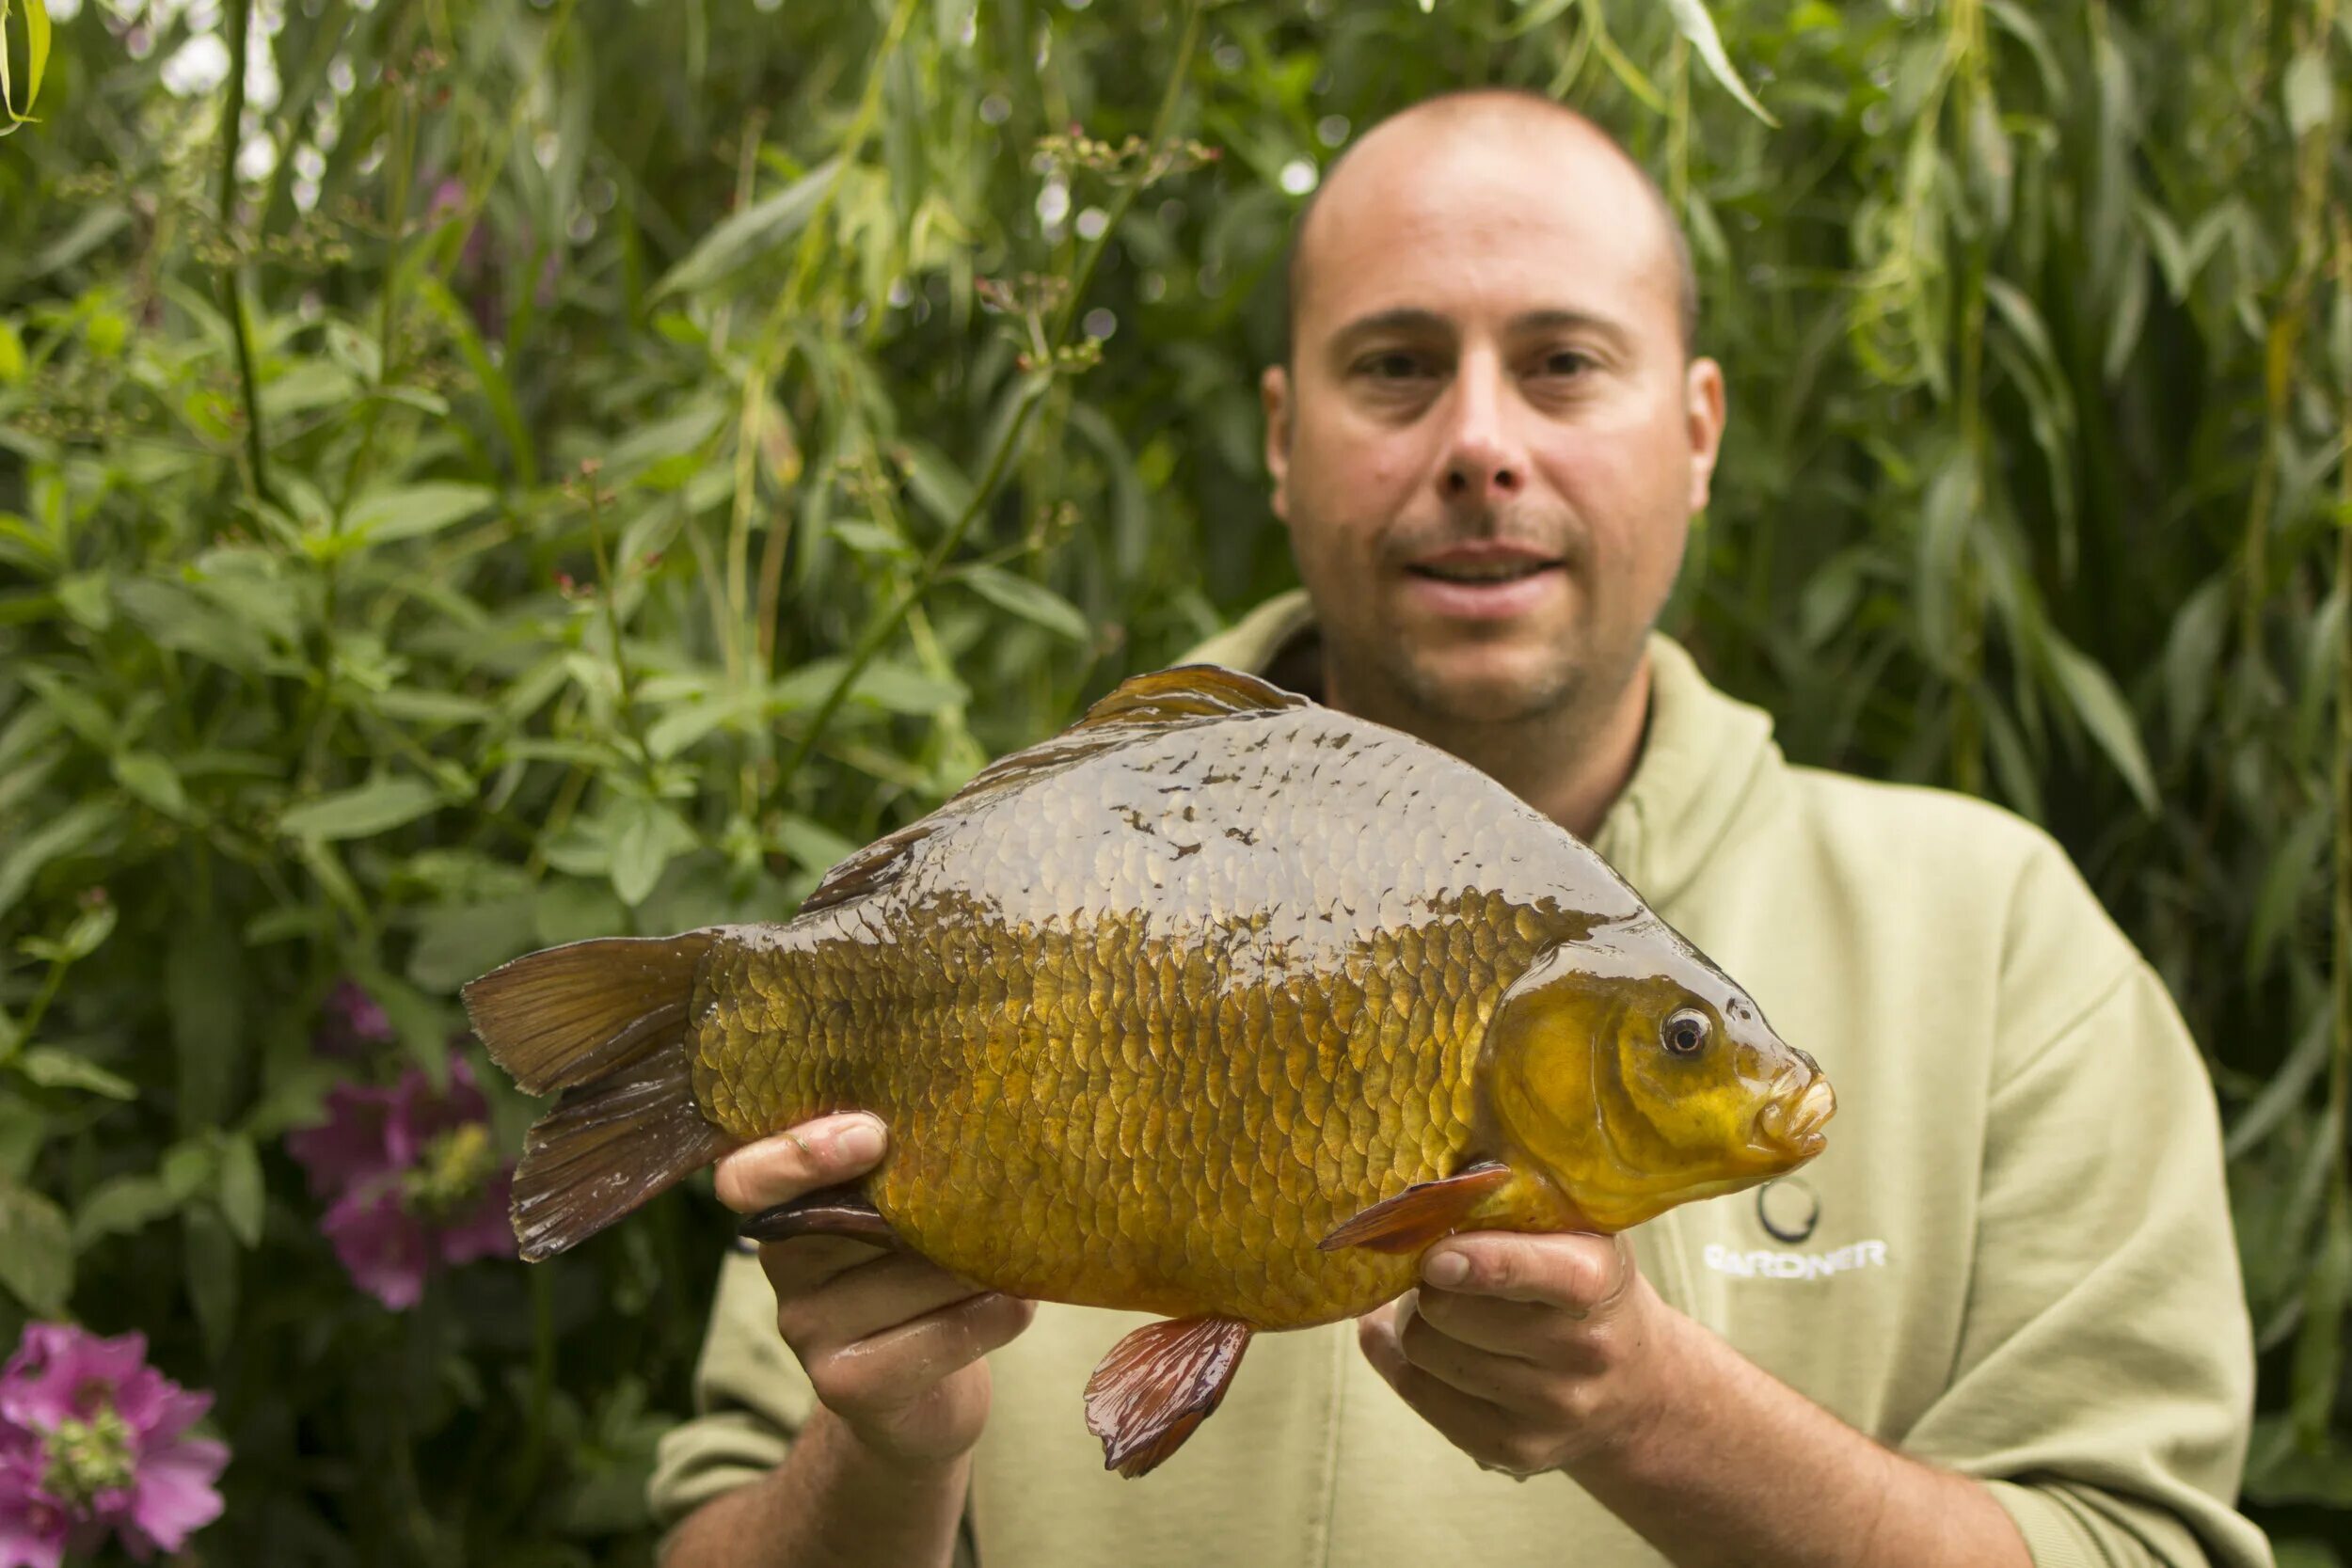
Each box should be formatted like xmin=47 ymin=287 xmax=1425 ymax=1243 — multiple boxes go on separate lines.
xmin=0 ymin=0 xmax=54 ymax=135
xmin=0 ymin=0 xmax=2345 ymax=1559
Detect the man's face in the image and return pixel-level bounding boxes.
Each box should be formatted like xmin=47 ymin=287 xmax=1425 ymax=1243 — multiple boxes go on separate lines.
xmin=1263 ymin=113 xmax=1724 ymax=731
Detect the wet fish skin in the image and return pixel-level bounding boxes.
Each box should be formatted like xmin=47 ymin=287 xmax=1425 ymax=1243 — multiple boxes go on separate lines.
xmin=681 ymin=675 xmax=1810 ymax=1327
xmin=465 ymin=664 xmax=1833 ymax=1471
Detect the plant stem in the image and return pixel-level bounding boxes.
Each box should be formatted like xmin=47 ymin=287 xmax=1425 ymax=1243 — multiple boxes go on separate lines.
xmin=771 ymin=372 xmax=1054 ymax=798
xmin=2328 ymin=217 xmax=2350 ymax=1339
xmin=584 ymin=467 xmax=654 ymax=782
xmin=218 ymin=0 xmax=272 ymax=505
xmin=1049 ymin=6 xmax=1202 ymax=347
xmin=9 ymin=953 xmax=74 ymax=1051
xmin=1666 ymin=33 xmax=1689 ymax=213
xmin=341 ymin=35 xmax=419 ymax=513
xmin=728 ymin=0 xmax=924 ymax=696
xmin=2240 ymin=0 xmax=2340 ymax=662
xmin=417 ymin=0 xmax=578 ymax=296
xmin=485 ymin=1265 xmax=557 ymax=1538
xmin=771 ymin=0 xmax=1204 ymax=802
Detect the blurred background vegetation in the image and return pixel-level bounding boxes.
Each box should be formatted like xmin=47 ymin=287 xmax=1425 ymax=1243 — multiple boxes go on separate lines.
xmin=0 ymin=0 xmax=2344 ymax=1561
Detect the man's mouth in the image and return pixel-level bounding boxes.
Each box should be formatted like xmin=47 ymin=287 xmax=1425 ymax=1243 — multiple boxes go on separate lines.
xmin=1403 ymin=545 xmax=1564 ymax=584
xmin=1407 ymin=560 xmax=1558 ymax=583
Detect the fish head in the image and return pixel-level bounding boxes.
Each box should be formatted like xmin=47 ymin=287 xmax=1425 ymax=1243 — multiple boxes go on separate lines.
xmin=1478 ymin=920 xmax=1834 ymax=1232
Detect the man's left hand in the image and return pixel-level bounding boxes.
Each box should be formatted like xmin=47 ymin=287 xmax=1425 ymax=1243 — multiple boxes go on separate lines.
xmin=1357 ymin=1230 xmax=1672 ymax=1479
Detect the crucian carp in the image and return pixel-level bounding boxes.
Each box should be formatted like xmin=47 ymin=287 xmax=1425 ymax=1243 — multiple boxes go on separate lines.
xmin=463 ymin=664 xmax=1835 ymax=1477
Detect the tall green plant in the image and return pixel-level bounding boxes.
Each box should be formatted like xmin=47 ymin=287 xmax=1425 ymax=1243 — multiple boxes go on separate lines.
xmin=0 ymin=0 xmax=2344 ymax=1560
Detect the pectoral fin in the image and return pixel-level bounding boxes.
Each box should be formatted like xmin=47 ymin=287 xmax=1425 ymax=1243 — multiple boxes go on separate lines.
xmin=1083 ymin=1315 xmax=1255 ymax=1478
xmin=1316 ymin=1161 xmax=1514 ymax=1254
xmin=737 ymin=1182 xmax=902 ymax=1248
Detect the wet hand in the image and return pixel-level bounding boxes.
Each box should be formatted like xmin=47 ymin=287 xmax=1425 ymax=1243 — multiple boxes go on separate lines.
xmin=713 ymin=1114 xmax=1036 ymax=1473
xmin=1357 ymin=1230 xmax=1667 ymax=1479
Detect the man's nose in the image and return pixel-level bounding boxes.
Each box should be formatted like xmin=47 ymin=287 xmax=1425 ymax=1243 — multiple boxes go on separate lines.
xmin=1438 ymin=353 xmax=1526 ymax=508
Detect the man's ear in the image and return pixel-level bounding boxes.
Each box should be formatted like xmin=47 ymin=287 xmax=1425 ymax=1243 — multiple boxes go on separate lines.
xmin=1682 ymin=356 xmax=1727 ymax=515
xmin=1261 ymin=363 xmax=1293 ymax=524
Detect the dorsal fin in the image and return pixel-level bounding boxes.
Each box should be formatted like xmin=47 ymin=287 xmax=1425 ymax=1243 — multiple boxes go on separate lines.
xmin=1068 ymin=664 xmax=1309 ymax=731
xmin=797 ymin=822 xmax=934 ymax=916
xmin=796 ymin=665 xmax=1308 ymax=918
xmin=946 ymin=664 xmax=1310 ymax=803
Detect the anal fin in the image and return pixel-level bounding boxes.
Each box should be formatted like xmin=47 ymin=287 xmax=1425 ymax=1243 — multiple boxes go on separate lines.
xmin=1317 ymin=1161 xmax=1513 ymax=1254
xmin=1083 ymin=1315 xmax=1254 ymax=1478
xmin=738 ymin=1181 xmax=903 ymax=1248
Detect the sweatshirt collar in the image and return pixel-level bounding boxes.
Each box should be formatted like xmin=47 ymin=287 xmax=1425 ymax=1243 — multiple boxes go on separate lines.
xmin=1179 ymin=588 xmax=1784 ymax=907
xmin=1591 ymin=632 xmax=1780 ymax=908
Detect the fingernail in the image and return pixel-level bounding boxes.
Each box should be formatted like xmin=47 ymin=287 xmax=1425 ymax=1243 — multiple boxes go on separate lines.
xmin=828 ymin=1117 xmax=885 ymax=1164
xmin=1424 ymin=1251 xmax=1468 ymax=1288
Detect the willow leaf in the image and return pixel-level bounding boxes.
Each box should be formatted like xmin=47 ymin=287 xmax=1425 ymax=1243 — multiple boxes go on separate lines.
xmin=0 ymin=0 xmax=52 ymax=135
xmin=1661 ymin=0 xmax=1776 ymax=126
xmin=2043 ymin=636 xmax=2157 ymax=813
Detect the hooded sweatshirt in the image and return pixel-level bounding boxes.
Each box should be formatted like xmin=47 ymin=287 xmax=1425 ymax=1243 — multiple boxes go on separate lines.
xmin=646 ymin=593 xmax=2271 ymax=1568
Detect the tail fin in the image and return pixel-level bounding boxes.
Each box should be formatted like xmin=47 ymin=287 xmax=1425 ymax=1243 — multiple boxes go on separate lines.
xmin=462 ymin=931 xmax=733 ymax=1261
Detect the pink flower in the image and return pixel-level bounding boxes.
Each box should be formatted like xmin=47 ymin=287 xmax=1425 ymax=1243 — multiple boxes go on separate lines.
xmin=285 ymin=1055 xmax=516 ymax=1310
xmin=0 ymin=1443 xmax=72 ymax=1568
xmin=311 ymin=976 xmax=396 ymax=1060
xmin=0 ymin=1323 xmax=228 ymax=1564
xmin=283 ymin=1077 xmax=399 ymax=1198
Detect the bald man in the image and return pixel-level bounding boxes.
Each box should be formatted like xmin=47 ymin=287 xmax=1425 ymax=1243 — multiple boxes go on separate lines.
xmin=649 ymin=92 xmax=2270 ymax=1568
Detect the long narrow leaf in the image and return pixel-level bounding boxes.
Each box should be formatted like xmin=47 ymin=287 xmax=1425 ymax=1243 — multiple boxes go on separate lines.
xmin=2042 ymin=635 xmax=2158 ymax=813
xmin=0 ymin=0 xmax=51 ymax=134
xmin=1661 ymin=0 xmax=1776 ymax=126
xmin=652 ymin=157 xmax=843 ymax=299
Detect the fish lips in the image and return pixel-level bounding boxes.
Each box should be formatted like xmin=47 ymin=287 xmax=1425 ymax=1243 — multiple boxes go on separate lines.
xmin=1750 ymin=1075 xmax=1836 ymax=1164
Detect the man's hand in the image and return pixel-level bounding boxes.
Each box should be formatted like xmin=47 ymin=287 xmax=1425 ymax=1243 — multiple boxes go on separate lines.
xmin=1359 ymin=1232 xmax=2034 ymax=1568
xmin=1356 ymin=1229 xmax=1664 ymax=1479
xmin=712 ymin=1113 xmax=1036 ymax=1475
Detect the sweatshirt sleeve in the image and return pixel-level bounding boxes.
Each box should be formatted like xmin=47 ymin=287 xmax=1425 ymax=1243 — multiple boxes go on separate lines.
xmin=645 ymin=1250 xmax=815 ymax=1533
xmin=644 ymin=1251 xmax=984 ymax=1567
xmin=1899 ymin=957 xmax=2273 ymax=1568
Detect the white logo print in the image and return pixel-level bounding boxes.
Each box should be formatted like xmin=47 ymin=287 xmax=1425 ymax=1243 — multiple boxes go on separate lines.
xmin=1702 ymin=1239 xmax=1889 ymax=1280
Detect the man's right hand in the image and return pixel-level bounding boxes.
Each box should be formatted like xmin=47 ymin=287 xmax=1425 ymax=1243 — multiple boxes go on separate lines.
xmin=711 ymin=1113 xmax=1037 ymax=1475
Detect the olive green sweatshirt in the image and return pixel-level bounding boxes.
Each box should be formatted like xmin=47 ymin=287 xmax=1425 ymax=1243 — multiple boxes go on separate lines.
xmin=647 ymin=592 xmax=2272 ymax=1568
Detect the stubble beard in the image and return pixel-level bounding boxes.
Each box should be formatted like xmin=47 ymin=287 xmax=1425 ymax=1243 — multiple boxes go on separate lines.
xmin=1290 ymin=492 xmax=1655 ymax=767
xmin=1323 ymin=614 xmax=1632 ymax=766
xmin=1391 ymin=634 xmax=1587 ymax=730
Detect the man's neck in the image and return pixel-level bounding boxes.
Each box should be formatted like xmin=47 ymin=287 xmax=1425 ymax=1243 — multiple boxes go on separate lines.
xmin=1320 ymin=655 xmax=1654 ymax=843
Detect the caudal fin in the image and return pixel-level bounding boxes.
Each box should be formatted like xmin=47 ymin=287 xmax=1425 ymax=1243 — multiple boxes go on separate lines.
xmin=462 ymin=931 xmax=733 ymax=1261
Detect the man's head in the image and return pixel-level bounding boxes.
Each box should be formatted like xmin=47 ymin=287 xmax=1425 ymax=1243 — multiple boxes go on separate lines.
xmin=1263 ymin=89 xmax=1725 ymax=738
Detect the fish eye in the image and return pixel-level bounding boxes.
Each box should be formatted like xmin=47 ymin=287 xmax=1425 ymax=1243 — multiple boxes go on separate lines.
xmin=1661 ymin=1007 xmax=1709 ymax=1058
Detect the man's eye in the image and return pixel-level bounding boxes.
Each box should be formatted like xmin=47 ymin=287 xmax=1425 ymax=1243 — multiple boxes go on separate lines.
xmin=1358 ymin=352 xmax=1430 ymax=381
xmin=1536 ymin=350 xmax=1594 ymax=378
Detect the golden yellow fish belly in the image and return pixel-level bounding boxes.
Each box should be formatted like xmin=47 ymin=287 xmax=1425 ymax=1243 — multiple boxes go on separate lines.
xmin=689 ymin=888 xmax=1552 ymax=1328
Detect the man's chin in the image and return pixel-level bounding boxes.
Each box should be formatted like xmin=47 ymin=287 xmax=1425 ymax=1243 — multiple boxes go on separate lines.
xmin=1391 ymin=652 xmax=1584 ymax=729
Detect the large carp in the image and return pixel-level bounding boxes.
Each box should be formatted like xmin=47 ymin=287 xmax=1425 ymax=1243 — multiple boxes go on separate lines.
xmin=463 ymin=664 xmax=1834 ymax=1475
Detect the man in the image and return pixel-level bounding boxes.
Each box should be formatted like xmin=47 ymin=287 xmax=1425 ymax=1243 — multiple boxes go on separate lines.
xmin=649 ymin=90 xmax=2271 ymax=1568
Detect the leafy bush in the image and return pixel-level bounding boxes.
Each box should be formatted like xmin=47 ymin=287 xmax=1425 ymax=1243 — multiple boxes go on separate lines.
xmin=0 ymin=0 xmax=2344 ymax=1560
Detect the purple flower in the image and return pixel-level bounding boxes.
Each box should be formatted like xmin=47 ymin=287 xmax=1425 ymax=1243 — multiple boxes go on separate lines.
xmin=0 ymin=1323 xmax=228 ymax=1564
xmin=285 ymin=1055 xmax=516 ymax=1310
xmin=311 ymin=976 xmax=396 ymax=1061
xmin=0 ymin=1443 xmax=70 ymax=1568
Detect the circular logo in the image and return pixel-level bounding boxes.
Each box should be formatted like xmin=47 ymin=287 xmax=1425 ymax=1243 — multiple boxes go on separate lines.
xmin=1756 ymin=1177 xmax=1821 ymax=1244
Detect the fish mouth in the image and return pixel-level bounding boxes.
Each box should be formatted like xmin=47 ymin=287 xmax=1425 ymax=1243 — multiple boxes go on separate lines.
xmin=1751 ymin=1076 xmax=1836 ymax=1164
